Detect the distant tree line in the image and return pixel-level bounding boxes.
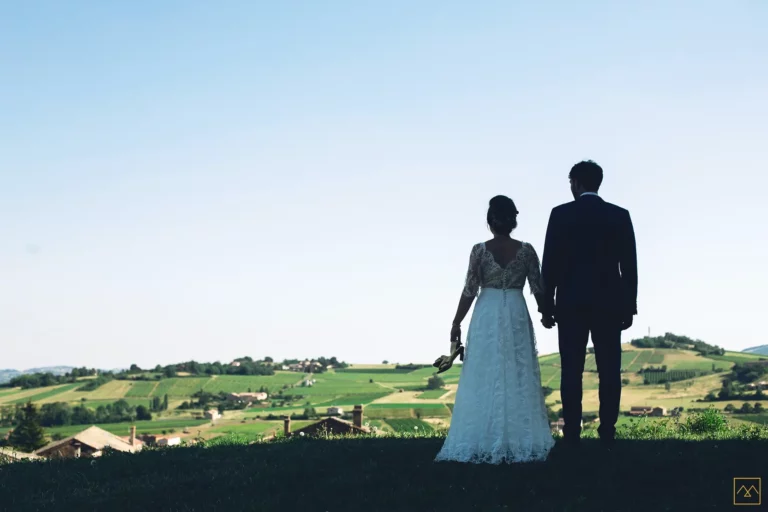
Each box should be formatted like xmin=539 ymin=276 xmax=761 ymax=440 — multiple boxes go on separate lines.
xmin=4 ymin=367 xmax=98 ymax=390
xmin=395 ymin=364 xmax=430 ymax=371
xmin=125 ymin=359 xmax=276 ymax=378
xmin=0 ymin=398 xmax=160 ymax=432
xmin=701 ymin=362 xmax=768 ymax=402
xmin=630 ymin=332 xmax=725 ymax=356
xmin=724 ymin=402 xmax=765 ymax=414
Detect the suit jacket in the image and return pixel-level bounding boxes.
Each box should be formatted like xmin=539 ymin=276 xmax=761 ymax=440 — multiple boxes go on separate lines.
xmin=541 ymin=194 xmax=637 ymax=320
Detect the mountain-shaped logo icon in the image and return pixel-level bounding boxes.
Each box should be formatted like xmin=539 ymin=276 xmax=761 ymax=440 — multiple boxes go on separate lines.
xmin=734 ymin=478 xmax=761 ymax=506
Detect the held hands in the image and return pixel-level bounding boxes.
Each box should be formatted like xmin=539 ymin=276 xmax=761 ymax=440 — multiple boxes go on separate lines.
xmin=541 ymin=314 xmax=556 ymax=329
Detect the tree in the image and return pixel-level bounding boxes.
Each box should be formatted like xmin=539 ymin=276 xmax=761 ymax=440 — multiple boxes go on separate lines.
xmin=621 ymin=378 xmax=630 ymax=387
xmin=740 ymin=403 xmax=754 ymax=414
xmin=39 ymin=402 xmax=73 ymax=427
xmin=724 ymin=403 xmax=735 ymax=412
xmin=754 ymin=402 xmax=764 ymax=413
xmin=717 ymin=382 xmax=733 ymax=400
xmin=129 ymin=364 xmax=142 ymax=373
xmin=135 ymin=405 xmax=152 ymax=421
xmin=382 ymin=360 xmax=389 ymax=364
xmin=264 ymin=357 xmax=274 ymax=363
xmin=8 ymin=402 xmax=47 ymax=452
xmin=163 ymin=366 xmax=177 ymax=378
xmin=664 ymin=382 xmax=671 ymax=391
xmin=163 ymin=394 xmax=169 ymax=411
xmin=427 ymin=374 xmax=445 ymax=390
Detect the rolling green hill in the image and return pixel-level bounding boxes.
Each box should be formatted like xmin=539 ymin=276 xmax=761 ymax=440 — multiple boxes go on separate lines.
xmin=2 ymin=345 xmax=767 ymax=444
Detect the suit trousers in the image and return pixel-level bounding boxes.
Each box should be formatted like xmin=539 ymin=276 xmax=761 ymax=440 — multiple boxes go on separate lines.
xmin=557 ymin=309 xmax=622 ymax=441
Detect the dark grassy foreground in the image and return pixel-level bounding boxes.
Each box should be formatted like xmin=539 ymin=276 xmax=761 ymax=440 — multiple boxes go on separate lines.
xmin=0 ymin=436 xmax=765 ymax=512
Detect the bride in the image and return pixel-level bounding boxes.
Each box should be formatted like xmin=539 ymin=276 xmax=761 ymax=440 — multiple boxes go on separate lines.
xmin=434 ymin=195 xmax=555 ymax=464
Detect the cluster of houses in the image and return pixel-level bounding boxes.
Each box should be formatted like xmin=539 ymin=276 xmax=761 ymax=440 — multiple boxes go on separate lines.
xmin=745 ymin=381 xmax=768 ymax=391
xmin=225 ymin=392 xmax=268 ymax=404
xmin=628 ymin=406 xmax=667 ymax=417
xmin=228 ymin=358 xmax=336 ymax=373
xmin=283 ymin=360 xmax=327 ymax=373
xmin=0 ymin=425 xmax=190 ymax=463
xmin=0 ymin=403 xmax=374 ymax=463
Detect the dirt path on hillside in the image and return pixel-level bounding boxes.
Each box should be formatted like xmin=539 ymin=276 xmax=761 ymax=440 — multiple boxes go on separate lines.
xmin=371 ymin=384 xmax=457 ymax=404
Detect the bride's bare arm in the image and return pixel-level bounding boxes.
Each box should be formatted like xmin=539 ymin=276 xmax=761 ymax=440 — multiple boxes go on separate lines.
xmin=452 ymin=244 xmax=482 ymax=332
xmin=452 ymin=295 xmax=475 ymax=328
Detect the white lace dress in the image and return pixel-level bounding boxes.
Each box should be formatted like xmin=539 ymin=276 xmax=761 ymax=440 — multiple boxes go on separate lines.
xmin=435 ymin=242 xmax=555 ymax=464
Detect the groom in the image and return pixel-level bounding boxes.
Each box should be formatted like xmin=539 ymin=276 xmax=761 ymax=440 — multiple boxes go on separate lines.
xmin=540 ymin=160 xmax=638 ymax=445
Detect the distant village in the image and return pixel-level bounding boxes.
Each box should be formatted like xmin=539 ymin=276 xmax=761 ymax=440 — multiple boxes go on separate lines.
xmin=0 ymin=356 xmax=362 ymax=464
xmin=1 ymin=402 xmax=371 ymax=463
xmin=228 ymin=359 xmax=330 ymax=373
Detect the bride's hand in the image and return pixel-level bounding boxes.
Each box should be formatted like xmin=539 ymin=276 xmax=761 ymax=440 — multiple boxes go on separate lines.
xmin=433 ymin=355 xmax=453 ymax=374
xmin=450 ymin=324 xmax=461 ymax=343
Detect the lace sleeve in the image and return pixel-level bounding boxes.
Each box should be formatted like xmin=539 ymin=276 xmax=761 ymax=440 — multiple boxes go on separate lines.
xmin=461 ymin=244 xmax=483 ymax=297
xmin=524 ymin=243 xmax=544 ymax=296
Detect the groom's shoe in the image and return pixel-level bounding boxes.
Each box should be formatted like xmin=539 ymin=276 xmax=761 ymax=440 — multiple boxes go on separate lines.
xmin=599 ymin=436 xmax=616 ymax=451
xmin=560 ymin=435 xmax=581 ymax=451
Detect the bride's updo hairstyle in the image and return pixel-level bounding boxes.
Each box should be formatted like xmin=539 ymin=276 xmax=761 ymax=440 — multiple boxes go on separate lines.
xmin=487 ymin=195 xmax=519 ymax=234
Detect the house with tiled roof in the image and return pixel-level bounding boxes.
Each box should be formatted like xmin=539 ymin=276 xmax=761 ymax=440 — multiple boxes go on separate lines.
xmin=35 ymin=426 xmax=143 ymax=459
xmin=282 ymin=405 xmax=371 ymax=438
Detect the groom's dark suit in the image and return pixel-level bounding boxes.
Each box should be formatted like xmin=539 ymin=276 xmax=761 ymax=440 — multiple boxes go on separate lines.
xmin=541 ymin=193 xmax=637 ymax=441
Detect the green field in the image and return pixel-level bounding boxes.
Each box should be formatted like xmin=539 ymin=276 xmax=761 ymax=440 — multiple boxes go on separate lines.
xmin=9 ymin=383 xmax=81 ymax=404
xmin=203 ymin=373 xmax=301 ymax=393
xmin=367 ymin=403 xmax=448 ymax=409
xmin=124 ymin=381 xmax=158 ymax=398
xmin=365 ymin=403 xmax=451 ymax=419
xmin=626 ymin=350 xmax=652 ymax=371
xmin=311 ymin=393 xmax=390 ymax=407
xmin=417 ymin=389 xmax=449 ymax=399
xmin=735 ymin=413 xmax=768 ymax=425
xmin=149 ymin=378 xmax=210 ymax=397
xmin=708 ymin=351 xmax=766 ymax=364
xmin=385 ymin=418 xmax=435 ymax=432
xmin=2 ymin=346 xmax=755 ymax=445
xmin=0 ymin=389 xmax=21 ymax=398
xmin=208 ymin=420 xmax=314 ymax=438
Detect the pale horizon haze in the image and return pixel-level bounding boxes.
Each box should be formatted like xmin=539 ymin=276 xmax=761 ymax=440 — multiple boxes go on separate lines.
xmin=2 ymin=1 xmax=767 ymax=370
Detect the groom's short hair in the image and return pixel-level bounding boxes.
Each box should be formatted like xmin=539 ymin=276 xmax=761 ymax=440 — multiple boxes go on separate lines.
xmin=569 ymin=160 xmax=603 ymax=192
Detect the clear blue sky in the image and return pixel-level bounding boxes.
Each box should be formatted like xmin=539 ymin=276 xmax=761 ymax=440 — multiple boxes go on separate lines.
xmin=1 ymin=1 xmax=766 ymax=370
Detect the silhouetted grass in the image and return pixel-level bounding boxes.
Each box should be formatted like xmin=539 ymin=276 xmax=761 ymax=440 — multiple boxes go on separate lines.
xmin=1 ymin=410 xmax=766 ymax=511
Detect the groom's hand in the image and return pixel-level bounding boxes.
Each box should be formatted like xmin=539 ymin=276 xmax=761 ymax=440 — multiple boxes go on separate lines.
xmin=541 ymin=315 xmax=555 ymax=329
xmin=621 ymin=315 xmax=634 ymax=331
